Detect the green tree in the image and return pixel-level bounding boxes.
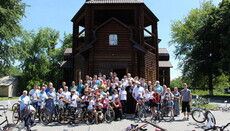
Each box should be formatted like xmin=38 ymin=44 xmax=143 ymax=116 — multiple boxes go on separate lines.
xmin=170 ymin=77 xmax=184 ymax=89
xmin=18 ymin=28 xmax=60 ymax=89
xmin=0 ymin=0 xmax=27 ymax=76
xmin=170 ymin=0 xmax=230 ymax=95
xmin=61 ymin=33 xmax=72 ymax=51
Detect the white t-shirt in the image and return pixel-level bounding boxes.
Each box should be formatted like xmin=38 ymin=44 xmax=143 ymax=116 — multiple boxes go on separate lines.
xmin=81 ymin=95 xmax=88 ymax=101
xmin=29 ymin=89 xmax=40 ymax=101
xmin=88 ymin=100 xmax=95 ymax=110
xmin=148 ymin=91 xmax=154 ymax=99
xmin=63 ymin=91 xmax=71 ymax=99
xmin=119 ymin=89 xmax=127 ymax=100
xmin=144 ymin=93 xmax=150 ymax=100
xmin=132 ymin=86 xmax=145 ymax=98
xmin=112 ymin=94 xmax=119 ymax=102
xmin=69 ymin=94 xmax=79 ymax=107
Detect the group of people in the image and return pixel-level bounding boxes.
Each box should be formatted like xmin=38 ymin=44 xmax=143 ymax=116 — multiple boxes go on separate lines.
xmin=18 ymin=72 xmax=192 ymax=124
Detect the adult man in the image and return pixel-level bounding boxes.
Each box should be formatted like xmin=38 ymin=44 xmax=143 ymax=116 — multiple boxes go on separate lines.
xmin=77 ymin=79 xmax=84 ymax=96
xmin=59 ymin=81 xmax=66 ymax=91
xmin=18 ymin=90 xmax=31 ymax=119
xmin=29 ymin=85 xmax=40 ymax=110
xmin=154 ymin=81 xmax=163 ymax=94
xmin=181 ymin=83 xmax=192 ymax=120
xmin=68 ymin=89 xmax=81 ymax=124
xmin=132 ymin=81 xmax=145 ymax=99
xmin=69 ymin=81 xmax=77 ymax=91
xmin=63 ymin=86 xmax=71 ymax=100
xmin=37 ymin=86 xmax=48 ymax=108
xmin=132 ymin=81 xmax=145 ymax=115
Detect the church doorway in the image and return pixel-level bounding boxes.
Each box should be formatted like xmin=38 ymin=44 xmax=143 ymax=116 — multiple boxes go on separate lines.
xmin=113 ymin=68 xmax=127 ymax=80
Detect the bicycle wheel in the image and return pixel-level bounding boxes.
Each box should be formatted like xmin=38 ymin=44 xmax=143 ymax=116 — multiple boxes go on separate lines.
xmin=138 ymin=108 xmax=148 ymax=122
xmin=11 ymin=103 xmax=19 ymax=111
xmin=155 ymin=110 xmax=163 ymax=123
xmin=39 ymin=108 xmax=52 ymax=125
xmin=75 ymin=108 xmax=83 ymax=120
xmin=162 ymin=106 xmax=173 ymax=122
xmin=81 ymin=110 xmax=95 ymax=125
xmin=57 ymin=109 xmax=68 ymax=124
xmin=104 ymin=109 xmax=115 ymax=123
xmin=206 ymin=111 xmax=216 ymax=125
xmin=191 ymin=109 xmax=206 ymax=123
xmin=12 ymin=110 xmax=20 ymax=124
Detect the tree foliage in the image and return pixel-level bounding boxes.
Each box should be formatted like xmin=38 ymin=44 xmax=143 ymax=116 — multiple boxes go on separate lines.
xmin=17 ymin=28 xmax=62 ymax=90
xmin=0 ymin=0 xmax=27 ymax=76
xmin=170 ymin=0 xmax=230 ymax=95
xmin=170 ymin=77 xmax=184 ymax=89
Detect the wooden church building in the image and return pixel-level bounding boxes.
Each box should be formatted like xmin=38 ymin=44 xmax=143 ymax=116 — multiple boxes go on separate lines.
xmin=61 ymin=0 xmax=173 ymax=86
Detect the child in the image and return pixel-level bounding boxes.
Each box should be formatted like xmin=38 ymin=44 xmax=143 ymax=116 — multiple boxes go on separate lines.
xmin=96 ymin=103 xmax=104 ymax=124
xmin=102 ymin=93 xmax=109 ymax=113
xmin=135 ymin=93 xmax=143 ymax=112
xmin=113 ymin=98 xmax=122 ymax=120
xmin=87 ymin=95 xmax=95 ymax=110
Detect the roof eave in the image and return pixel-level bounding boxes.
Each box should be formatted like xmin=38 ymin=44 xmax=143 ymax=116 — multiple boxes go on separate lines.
xmin=71 ymin=4 xmax=86 ymax=22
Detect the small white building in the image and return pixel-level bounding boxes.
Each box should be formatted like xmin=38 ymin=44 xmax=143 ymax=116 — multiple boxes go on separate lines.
xmin=0 ymin=76 xmax=19 ymax=97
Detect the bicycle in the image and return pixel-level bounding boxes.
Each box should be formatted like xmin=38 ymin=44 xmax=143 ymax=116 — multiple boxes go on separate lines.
xmin=204 ymin=122 xmax=230 ymax=131
xmin=57 ymin=99 xmax=70 ymax=123
xmin=39 ymin=101 xmax=52 ymax=125
xmin=219 ymin=100 xmax=230 ymax=112
xmin=81 ymin=109 xmax=96 ymax=125
xmin=103 ymin=97 xmax=115 ymax=123
xmin=191 ymin=108 xmax=216 ymax=125
xmin=160 ymin=100 xmax=174 ymax=122
xmin=125 ymin=120 xmax=167 ymax=131
xmin=12 ymin=103 xmax=20 ymax=124
xmin=0 ymin=105 xmax=17 ymax=131
xmin=137 ymin=99 xmax=153 ymax=122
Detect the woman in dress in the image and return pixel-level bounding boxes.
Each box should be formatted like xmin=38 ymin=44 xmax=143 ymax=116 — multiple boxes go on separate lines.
xmin=173 ymin=87 xmax=180 ymax=116
xmin=46 ymin=87 xmax=56 ymax=115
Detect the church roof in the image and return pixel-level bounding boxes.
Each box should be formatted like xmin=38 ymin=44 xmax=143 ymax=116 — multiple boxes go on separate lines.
xmin=159 ymin=61 xmax=173 ymax=68
xmin=86 ymin=0 xmax=144 ymax=4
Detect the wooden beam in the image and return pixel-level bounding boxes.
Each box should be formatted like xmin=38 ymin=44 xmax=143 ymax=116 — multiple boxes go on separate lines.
xmin=144 ymin=28 xmax=156 ymax=37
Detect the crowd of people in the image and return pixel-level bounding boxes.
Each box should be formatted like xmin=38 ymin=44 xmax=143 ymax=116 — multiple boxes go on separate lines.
xmin=18 ymin=72 xmax=192 ymax=123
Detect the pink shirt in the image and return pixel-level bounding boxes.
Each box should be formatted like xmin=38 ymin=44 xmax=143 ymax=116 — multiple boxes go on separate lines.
xmin=102 ymin=98 xmax=109 ymax=108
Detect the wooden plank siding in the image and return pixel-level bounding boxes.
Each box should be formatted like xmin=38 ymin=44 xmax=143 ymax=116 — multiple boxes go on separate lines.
xmin=68 ymin=2 xmax=163 ymax=84
xmin=145 ymin=51 xmax=157 ymax=83
xmin=93 ymin=19 xmax=133 ymax=76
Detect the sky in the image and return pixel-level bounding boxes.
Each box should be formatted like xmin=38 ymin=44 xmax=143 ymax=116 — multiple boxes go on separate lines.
xmin=21 ymin=0 xmax=222 ymax=80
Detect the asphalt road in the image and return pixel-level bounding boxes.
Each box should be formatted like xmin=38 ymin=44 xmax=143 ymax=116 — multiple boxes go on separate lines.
xmin=0 ymin=100 xmax=229 ymax=131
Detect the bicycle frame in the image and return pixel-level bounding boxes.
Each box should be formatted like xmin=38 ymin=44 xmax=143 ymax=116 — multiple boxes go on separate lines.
xmin=0 ymin=106 xmax=9 ymax=128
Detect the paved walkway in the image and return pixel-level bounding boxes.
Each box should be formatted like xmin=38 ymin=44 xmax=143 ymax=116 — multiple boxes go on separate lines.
xmin=0 ymin=100 xmax=229 ymax=131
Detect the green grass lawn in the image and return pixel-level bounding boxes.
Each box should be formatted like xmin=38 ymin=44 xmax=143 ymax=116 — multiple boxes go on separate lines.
xmin=192 ymin=90 xmax=230 ymax=96
xmin=0 ymin=97 xmax=18 ymax=101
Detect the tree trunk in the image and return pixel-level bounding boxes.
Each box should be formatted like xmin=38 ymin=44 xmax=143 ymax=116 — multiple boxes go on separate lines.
xmin=208 ymin=73 xmax=213 ymax=96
